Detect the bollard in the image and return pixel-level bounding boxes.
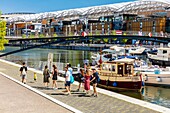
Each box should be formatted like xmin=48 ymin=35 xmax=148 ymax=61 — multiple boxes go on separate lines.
xmin=34 ymin=72 xmax=37 ymax=81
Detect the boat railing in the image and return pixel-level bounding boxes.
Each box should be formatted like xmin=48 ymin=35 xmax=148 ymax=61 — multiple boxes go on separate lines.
xmin=100 ymin=71 xmax=136 ymax=77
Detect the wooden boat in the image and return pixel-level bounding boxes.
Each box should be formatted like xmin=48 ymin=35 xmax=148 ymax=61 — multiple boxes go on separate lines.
xmin=98 ymin=58 xmax=143 ymax=91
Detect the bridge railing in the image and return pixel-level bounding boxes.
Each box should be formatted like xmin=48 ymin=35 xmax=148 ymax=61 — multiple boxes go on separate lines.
xmin=5 ymin=30 xmax=170 ymax=39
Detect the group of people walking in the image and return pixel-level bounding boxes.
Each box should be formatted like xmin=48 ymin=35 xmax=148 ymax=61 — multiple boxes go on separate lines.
xmin=43 ymin=65 xmax=58 ymax=89
xmin=19 ymin=62 xmax=98 ymax=97
xmin=77 ymin=64 xmax=99 ymax=97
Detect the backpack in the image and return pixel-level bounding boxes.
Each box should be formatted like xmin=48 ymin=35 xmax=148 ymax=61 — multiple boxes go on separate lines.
xmin=70 ymin=75 xmax=74 ymax=84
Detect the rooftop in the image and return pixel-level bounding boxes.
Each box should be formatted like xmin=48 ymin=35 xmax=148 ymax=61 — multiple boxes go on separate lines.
xmin=4 ymin=0 xmax=170 ymax=23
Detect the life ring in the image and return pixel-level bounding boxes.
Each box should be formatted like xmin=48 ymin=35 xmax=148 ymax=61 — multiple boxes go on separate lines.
xmin=156 ymin=76 xmax=161 ymax=82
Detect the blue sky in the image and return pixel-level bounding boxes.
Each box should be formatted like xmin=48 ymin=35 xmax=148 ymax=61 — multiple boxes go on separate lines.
xmin=0 ymin=0 xmax=135 ymax=13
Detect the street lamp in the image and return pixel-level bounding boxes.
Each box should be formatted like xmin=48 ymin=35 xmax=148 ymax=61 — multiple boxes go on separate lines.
xmin=100 ymin=16 xmax=104 ymax=34
xmin=84 ymin=17 xmax=88 ymax=31
xmin=108 ymin=18 xmax=112 ymax=35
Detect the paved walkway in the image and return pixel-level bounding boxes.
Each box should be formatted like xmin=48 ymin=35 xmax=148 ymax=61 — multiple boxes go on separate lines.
xmin=0 ymin=59 xmax=169 ymax=113
xmin=0 ymin=74 xmax=72 ymax=113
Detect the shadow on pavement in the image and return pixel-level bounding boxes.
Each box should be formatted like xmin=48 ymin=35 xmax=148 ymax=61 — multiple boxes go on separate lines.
xmin=32 ymin=86 xmax=51 ymax=90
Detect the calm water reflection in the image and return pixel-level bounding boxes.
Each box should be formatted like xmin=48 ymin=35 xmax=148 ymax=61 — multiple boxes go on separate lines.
xmin=1 ymin=47 xmax=170 ymax=108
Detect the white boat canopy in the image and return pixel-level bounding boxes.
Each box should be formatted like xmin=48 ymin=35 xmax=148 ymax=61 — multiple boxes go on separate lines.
xmin=114 ymin=58 xmax=135 ymax=63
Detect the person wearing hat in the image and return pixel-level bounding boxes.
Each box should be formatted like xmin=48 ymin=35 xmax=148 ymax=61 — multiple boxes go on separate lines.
xmin=90 ymin=68 xmax=98 ymax=97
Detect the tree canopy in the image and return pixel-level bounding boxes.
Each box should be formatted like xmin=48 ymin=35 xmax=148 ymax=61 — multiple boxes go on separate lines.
xmin=0 ymin=11 xmax=8 ymax=50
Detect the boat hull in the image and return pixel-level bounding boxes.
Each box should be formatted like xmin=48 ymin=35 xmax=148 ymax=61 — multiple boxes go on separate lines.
xmin=148 ymin=58 xmax=170 ymax=66
xmin=142 ymin=72 xmax=170 ymax=87
xmin=99 ymin=75 xmax=142 ymax=91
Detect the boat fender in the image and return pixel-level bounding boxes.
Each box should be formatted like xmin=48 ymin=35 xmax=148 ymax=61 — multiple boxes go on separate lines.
xmin=156 ymin=76 xmax=161 ymax=82
xmin=154 ymin=69 xmax=160 ymax=74
xmin=144 ymin=74 xmax=148 ymax=81
xmin=113 ymin=82 xmax=117 ymax=87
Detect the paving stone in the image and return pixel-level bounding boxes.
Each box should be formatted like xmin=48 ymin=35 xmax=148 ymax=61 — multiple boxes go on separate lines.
xmin=0 ymin=61 xmax=160 ymax=113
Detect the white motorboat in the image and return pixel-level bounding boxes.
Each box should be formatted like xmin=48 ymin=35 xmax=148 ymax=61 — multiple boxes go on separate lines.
xmin=91 ymin=48 xmax=120 ymax=62
xmin=135 ymin=65 xmax=170 ymax=87
xmin=128 ymin=46 xmax=146 ymax=55
xmin=91 ymin=45 xmax=144 ymax=63
xmin=147 ymin=47 xmax=170 ymax=66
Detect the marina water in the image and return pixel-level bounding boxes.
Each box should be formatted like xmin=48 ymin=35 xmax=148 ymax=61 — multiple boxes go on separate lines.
xmin=1 ymin=46 xmax=170 ymax=108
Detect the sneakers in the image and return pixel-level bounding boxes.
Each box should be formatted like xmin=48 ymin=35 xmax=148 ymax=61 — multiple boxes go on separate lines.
xmin=66 ymin=92 xmax=71 ymax=95
xmin=91 ymin=94 xmax=98 ymax=97
xmin=68 ymin=92 xmax=71 ymax=95
xmin=91 ymin=94 xmax=94 ymax=96
xmin=76 ymin=89 xmax=80 ymax=92
xmin=52 ymin=87 xmax=58 ymax=90
xmin=94 ymin=95 xmax=98 ymax=97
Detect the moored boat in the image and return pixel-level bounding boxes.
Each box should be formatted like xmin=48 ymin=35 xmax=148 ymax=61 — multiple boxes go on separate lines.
xmin=98 ymin=58 xmax=143 ymax=91
xmin=135 ymin=66 xmax=170 ymax=87
xmin=147 ymin=47 xmax=170 ymax=66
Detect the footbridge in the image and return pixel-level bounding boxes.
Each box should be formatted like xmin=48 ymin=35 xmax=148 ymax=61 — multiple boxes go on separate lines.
xmin=1 ymin=35 xmax=170 ymax=57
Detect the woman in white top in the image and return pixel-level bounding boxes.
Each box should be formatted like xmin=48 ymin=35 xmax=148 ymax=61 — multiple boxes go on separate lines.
xmin=64 ymin=67 xmax=71 ymax=95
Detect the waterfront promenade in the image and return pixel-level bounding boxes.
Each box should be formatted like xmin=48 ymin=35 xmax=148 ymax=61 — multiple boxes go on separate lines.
xmin=0 ymin=59 xmax=170 ymax=113
xmin=0 ymin=74 xmax=72 ymax=113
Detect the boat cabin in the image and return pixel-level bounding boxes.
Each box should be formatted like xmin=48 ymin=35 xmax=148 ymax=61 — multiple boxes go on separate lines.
xmin=157 ymin=48 xmax=170 ymax=59
xmin=100 ymin=58 xmax=135 ymax=76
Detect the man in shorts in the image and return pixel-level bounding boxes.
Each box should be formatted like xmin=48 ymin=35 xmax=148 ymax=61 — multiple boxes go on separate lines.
xmin=19 ymin=62 xmax=27 ymax=84
xmin=90 ymin=68 xmax=98 ymax=97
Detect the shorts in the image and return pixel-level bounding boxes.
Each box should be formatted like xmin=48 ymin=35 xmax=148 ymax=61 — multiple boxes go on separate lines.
xmin=21 ymin=74 xmax=27 ymax=79
xmin=65 ymin=81 xmax=71 ymax=86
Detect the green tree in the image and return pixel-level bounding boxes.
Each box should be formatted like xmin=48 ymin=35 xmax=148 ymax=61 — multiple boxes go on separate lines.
xmin=88 ymin=32 xmax=93 ymax=43
xmin=39 ymin=33 xmax=45 ymax=38
xmin=111 ymin=30 xmax=117 ymax=41
xmin=96 ymin=30 xmax=100 ymax=35
xmin=28 ymin=33 xmax=35 ymax=38
xmin=53 ymin=33 xmax=58 ymax=37
xmin=121 ymin=38 xmax=128 ymax=44
xmin=68 ymin=32 xmax=73 ymax=36
xmin=22 ymin=34 xmax=26 ymax=38
xmin=112 ymin=30 xmax=116 ymax=35
xmin=103 ymin=38 xmax=109 ymax=43
xmin=0 ymin=11 xmax=8 ymax=50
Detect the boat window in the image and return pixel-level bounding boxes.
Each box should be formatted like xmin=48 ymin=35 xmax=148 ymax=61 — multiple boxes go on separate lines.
xmin=126 ymin=65 xmax=131 ymax=74
xmin=102 ymin=64 xmax=105 ymax=70
xmin=108 ymin=64 xmax=111 ymax=71
xmin=112 ymin=65 xmax=115 ymax=71
xmin=102 ymin=64 xmax=112 ymax=71
xmin=163 ymin=50 xmax=167 ymax=54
